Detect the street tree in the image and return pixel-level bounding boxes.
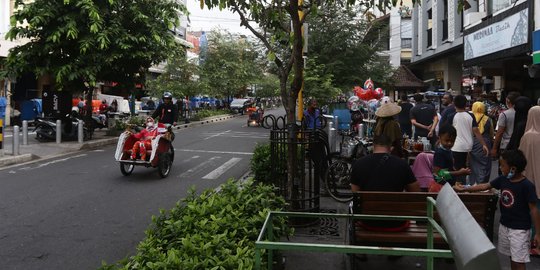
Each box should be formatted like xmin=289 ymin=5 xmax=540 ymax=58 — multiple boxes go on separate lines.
xmin=3 ymin=0 xmax=186 ymax=117
xmin=303 ymin=57 xmax=342 ymax=105
xmin=146 ymin=51 xmax=201 ymax=100
xmin=255 ymin=74 xmax=280 ymax=98
xmin=199 ymin=30 xmax=262 ymax=102
xmin=201 ymin=0 xmax=405 ymax=202
xmin=306 ymin=4 xmax=395 ymax=94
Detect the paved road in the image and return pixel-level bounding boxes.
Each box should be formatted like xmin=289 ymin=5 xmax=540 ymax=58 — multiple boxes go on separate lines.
xmin=0 ymin=109 xmax=279 ymax=270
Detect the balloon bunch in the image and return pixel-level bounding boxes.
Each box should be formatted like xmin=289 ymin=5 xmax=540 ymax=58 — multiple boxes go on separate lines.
xmin=353 ymin=78 xmax=384 ymax=101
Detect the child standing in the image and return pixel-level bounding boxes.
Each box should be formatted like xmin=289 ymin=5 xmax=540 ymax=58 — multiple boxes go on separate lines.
xmin=454 ymin=149 xmax=540 ymax=270
xmin=430 ymin=124 xmax=470 ymax=191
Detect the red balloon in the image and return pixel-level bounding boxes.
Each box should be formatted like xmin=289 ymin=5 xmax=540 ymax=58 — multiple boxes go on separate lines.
xmin=358 ymin=89 xmax=373 ymax=100
xmin=374 ymin=88 xmax=384 ymax=99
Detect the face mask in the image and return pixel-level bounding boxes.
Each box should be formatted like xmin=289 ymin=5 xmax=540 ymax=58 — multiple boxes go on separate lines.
xmin=146 ymin=122 xmax=154 ymax=128
xmin=506 ymin=168 xmax=515 ymax=180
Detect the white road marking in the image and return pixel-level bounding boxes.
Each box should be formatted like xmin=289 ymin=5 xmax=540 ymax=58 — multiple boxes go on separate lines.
xmin=19 ymin=154 xmax=86 ymax=171
xmin=202 ymin=157 xmax=242 ymax=180
xmin=204 ymin=130 xmax=231 ymax=140
xmin=177 ymin=149 xmax=253 ymax=155
xmin=177 ymin=156 xmax=221 ymax=178
xmin=92 ymin=149 xmax=105 ymax=152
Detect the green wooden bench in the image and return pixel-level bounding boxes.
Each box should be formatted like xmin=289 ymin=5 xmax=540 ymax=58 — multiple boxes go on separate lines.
xmin=254 ymin=184 xmax=500 ymax=270
xmin=349 ymin=190 xmax=498 ymax=249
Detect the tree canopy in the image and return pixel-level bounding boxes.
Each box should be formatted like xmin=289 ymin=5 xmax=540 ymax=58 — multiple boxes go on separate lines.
xmin=3 ymin=0 xmax=186 ymax=90
xmin=306 ymin=4 xmax=395 ymax=94
xmin=199 ymin=30 xmax=263 ymax=101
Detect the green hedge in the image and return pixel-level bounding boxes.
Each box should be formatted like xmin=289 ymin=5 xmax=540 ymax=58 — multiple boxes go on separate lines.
xmin=190 ymin=109 xmax=230 ymax=121
xmin=100 ymin=180 xmax=289 ymax=270
xmin=250 ymin=143 xmax=272 ymax=184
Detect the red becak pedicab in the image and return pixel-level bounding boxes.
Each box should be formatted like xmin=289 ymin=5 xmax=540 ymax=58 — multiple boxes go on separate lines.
xmin=114 ymin=119 xmax=174 ymax=178
xmin=246 ymin=106 xmax=264 ymax=127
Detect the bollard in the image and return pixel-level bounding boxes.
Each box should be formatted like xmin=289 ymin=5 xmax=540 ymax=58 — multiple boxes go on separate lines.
xmin=0 ymin=119 xmax=3 ymax=157
xmin=328 ymin=121 xmax=335 ymax=152
xmin=56 ymin=119 xmax=62 ymax=144
xmin=22 ymin=120 xmax=28 ymax=145
xmin=13 ymin=125 xmax=20 ymax=156
xmin=78 ymin=120 xmax=84 ymax=143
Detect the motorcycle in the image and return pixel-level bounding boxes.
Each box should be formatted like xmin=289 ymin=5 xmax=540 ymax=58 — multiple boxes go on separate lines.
xmin=34 ymin=114 xmax=94 ymax=142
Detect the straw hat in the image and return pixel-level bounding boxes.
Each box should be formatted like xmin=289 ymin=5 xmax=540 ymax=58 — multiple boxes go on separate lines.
xmin=375 ymin=102 xmax=402 ymax=117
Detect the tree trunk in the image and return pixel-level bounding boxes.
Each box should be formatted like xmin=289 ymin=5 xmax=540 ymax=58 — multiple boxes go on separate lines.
xmin=84 ymin=88 xmax=94 ymax=129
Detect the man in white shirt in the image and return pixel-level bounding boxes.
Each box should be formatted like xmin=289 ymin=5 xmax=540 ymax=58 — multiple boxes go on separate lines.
xmin=491 ymin=91 xmax=519 ymax=157
xmin=448 ymin=95 xmax=489 ymax=183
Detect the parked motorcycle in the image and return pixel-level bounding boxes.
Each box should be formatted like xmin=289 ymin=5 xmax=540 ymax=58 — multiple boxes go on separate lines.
xmin=34 ymin=115 xmax=94 ymax=142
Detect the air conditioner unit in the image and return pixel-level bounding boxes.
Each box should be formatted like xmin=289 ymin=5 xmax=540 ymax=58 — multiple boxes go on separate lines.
xmin=464 ymin=12 xmax=487 ymax=27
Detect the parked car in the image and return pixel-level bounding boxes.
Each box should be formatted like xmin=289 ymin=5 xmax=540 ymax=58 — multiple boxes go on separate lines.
xmin=229 ymin=99 xmax=251 ymax=114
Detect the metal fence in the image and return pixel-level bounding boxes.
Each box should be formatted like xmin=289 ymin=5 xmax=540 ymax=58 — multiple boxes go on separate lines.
xmin=263 ymin=114 xmax=330 ymax=225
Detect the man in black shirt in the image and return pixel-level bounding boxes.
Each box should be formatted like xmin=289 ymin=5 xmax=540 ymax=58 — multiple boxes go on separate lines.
xmin=410 ymin=93 xmax=438 ymax=141
xmin=350 ymin=135 xmax=420 ymax=228
xmin=398 ymin=94 xmax=413 ymax=137
xmin=152 ymin=92 xmax=178 ymax=126
xmin=351 ymin=135 xmax=419 ymax=192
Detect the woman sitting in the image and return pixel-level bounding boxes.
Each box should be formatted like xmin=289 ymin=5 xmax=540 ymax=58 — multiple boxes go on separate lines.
xmin=130 ymin=117 xmax=158 ymax=160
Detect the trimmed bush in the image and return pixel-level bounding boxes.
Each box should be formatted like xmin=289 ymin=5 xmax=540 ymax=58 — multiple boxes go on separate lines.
xmin=250 ymin=143 xmax=272 ymax=184
xmin=191 ymin=109 xmax=230 ymax=121
xmin=100 ymin=180 xmax=289 ymax=270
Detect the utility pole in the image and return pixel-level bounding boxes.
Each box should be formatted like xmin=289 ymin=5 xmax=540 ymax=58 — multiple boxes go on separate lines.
xmin=296 ymin=0 xmax=305 ymax=122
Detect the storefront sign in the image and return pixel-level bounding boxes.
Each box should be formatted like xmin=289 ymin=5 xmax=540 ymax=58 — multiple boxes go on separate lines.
xmin=533 ymin=30 xmax=540 ymax=64
xmin=464 ymin=9 xmax=528 ymax=61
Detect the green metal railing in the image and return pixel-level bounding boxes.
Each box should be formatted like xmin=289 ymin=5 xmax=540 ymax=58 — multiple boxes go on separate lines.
xmin=254 ymin=197 xmax=453 ymax=270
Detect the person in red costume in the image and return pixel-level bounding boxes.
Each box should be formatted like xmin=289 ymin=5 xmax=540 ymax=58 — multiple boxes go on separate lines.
xmin=131 ymin=117 xmax=158 ymax=160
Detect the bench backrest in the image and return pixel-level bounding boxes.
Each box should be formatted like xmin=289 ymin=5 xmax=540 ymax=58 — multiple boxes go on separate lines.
xmin=352 ymin=190 xmax=498 ymax=240
xmin=437 ymin=184 xmax=500 ymax=270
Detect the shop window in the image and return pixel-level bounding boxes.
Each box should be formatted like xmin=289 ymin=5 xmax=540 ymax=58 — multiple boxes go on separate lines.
xmin=489 ymin=0 xmax=517 ymax=15
xmin=401 ymin=38 xmax=412 ymax=48
xmin=442 ymin=0 xmax=448 ymax=41
xmin=426 ymin=9 xmax=433 ymax=48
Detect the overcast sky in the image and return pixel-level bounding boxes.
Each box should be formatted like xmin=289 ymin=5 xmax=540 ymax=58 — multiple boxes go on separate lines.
xmin=185 ymin=0 xmax=253 ymax=35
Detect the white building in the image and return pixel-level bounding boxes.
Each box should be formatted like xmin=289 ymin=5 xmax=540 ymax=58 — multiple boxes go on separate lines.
xmin=411 ymin=0 xmax=464 ymax=93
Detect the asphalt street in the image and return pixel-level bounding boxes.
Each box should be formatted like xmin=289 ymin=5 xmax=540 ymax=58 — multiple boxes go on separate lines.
xmin=0 ymin=110 xmax=276 ymax=270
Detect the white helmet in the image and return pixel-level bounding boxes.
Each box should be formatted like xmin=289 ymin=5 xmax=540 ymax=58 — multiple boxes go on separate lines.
xmin=347 ymin=96 xmax=361 ymax=112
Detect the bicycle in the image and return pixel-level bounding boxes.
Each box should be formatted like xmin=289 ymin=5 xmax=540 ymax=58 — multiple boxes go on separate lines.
xmin=324 ymin=130 xmax=372 ymax=202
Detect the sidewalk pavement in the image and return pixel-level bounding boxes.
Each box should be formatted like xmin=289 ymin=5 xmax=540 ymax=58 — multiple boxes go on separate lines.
xmin=0 ymin=114 xmax=238 ymax=168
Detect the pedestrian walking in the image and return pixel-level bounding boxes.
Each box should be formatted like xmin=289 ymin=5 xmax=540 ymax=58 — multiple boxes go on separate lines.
xmin=448 ymin=95 xmax=489 ymax=184
xmin=507 ymin=96 xmax=533 ymax=151
xmin=491 ymin=91 xmax=519 ymax=158
xmin=518 ymin=106 xmax=540 ymax=256
xmin=469 ymin=102 xmax=494 ymax=184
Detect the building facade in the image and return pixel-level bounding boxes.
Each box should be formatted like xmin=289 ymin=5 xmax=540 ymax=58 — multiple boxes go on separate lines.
xmin=463 ymin=0 xmax=538 ymax=101
xmin=411 ymin=0 xmax=465 ymax=93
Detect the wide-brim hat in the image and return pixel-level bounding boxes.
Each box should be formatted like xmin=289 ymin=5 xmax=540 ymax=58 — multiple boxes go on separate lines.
xmin=375 ymin=102 xmax=402 ymax=117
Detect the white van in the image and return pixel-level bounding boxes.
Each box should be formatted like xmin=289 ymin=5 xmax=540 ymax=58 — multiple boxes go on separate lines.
xmin=229 ymin=99 xmax=251 ymax=114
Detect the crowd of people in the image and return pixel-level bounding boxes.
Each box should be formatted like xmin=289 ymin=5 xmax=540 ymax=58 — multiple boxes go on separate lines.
xmin=341 ymin=91 xmax=540 ymax=269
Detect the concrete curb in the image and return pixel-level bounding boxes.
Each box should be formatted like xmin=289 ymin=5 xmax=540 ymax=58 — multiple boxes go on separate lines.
xmin=0 ymin=113 xmax=239 ymax=168
xmin=0 ymin=153 xmax=36 ymax=167
xmin=172 ymin=114 xmax=239 ymax=130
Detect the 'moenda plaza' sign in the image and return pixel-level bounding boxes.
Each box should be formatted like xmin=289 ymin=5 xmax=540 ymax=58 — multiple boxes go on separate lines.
xmin=464 ymin=9 xmax=528 ymax=61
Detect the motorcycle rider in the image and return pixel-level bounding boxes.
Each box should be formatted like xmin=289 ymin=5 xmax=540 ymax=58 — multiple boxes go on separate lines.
xmin=152 ymin=92 xmax=178 ymax=126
